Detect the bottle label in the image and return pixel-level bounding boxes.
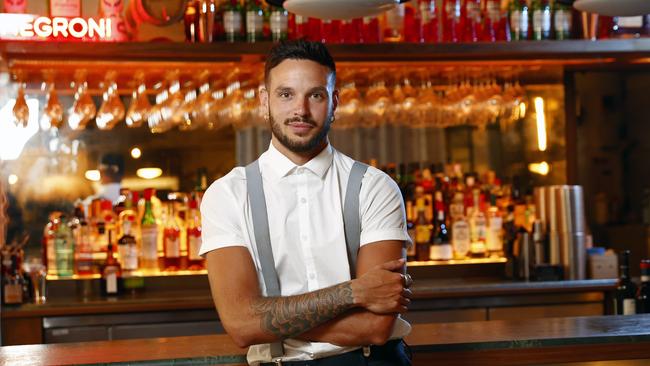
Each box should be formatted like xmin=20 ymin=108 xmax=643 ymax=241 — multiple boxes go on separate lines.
xmin=4 ymin=283 xmax=23 ymax=304
xmin=118 ymin=244 xmax=139 ymax=271
xmin=486 ymin=216 xmax=503 ymax=251
xmin=450 ymin=203 xmax=464 ymax=221
xmin=623 ymin=298 xmax=636 ymax=315
xmin=189 ymin=235 xmax=203 ymax=261
xmin=510 ymin=11 xmax=521 ymax=34
xmin=467 ymin=2 xmax=480 ymax=22
xmin=452 ymin=220 xmax=470 ymax=257
xmin=520 ymin=9 xmax=529 ymax=35
xmin=165 ymin=236 xmax=180 ymax=258
xmin=554 ymin=10 xmax=571 ymax=33
xmin=487 ymin=1 xmax=500 ymax=21
xmin=533 ymin=10 xmax=551 ymax=34
xmin=224 ymin=11 xmax=242 ymax=34
xmin=642 ymin=275 xmax=650 ymax=282
xmin=106 ymin=270 xmax=117 ymax=294
xmin=141 ymin=226 xmax=158 ymax=260
xmin=49 ymin=0 xmax=81 ymax=18
xmin=270 ymin=11 xmax=288 ymax=34
xmin=246 ymin=10 xmax=262 ymax=34
xmin=431 ymin=243 xmax=453 ymax=261
xmin=415 ymin=225 xmax=431 ymax=243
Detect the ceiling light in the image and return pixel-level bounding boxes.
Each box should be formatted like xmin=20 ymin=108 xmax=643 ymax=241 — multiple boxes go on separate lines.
xmin=131 ymin=147 xmax=142 ymax=159
xmin=85 ymin=170 xmax=101 ymax=181
xmin=137 ymin=167 xmax=163 ymax=180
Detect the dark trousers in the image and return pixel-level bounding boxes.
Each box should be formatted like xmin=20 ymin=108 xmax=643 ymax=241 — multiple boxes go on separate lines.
xmin=260 ymin=339 xmax=411 ymax=366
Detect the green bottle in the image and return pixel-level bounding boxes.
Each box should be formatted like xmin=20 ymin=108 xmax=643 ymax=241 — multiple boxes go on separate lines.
xmin=532 ymin=0 xmax=552 ymax=40
xmin=55 ymin=216 xmax=74 ymax=277
xmin=553 ymin=2 xmax=572 ymax=40
xmin=223 ymin=0 xmax=243 ymax=43
xmin=509 ymin=0 xmax=530 ymax=41
xmin=140 ymin=188 xmax=159 ymax=271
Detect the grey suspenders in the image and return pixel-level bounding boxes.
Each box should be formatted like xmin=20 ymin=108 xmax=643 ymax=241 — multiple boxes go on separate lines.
xmin=245 ymin=160 xmax=369 ymax=360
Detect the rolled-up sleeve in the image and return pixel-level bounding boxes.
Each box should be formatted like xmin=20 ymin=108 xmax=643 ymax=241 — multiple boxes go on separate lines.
xmin=199 ymin=180 xmax=247 ymax=256
xmin=359 ymin=171 xmax=412 ymax=248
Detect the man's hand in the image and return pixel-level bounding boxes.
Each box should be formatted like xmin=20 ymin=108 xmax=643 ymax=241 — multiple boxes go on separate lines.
xmin=350 ymin=258 xmax=412 ymax=314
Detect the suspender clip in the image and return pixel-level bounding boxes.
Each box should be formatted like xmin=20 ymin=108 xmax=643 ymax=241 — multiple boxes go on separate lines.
xmin=363 ymin=346 xmax=371 ymax=357
xmin=273 ymin=359 xmax=283 ymax=365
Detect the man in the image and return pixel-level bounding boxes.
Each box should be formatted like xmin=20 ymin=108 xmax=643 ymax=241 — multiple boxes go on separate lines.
xmin=200 ymin=40 xmax=413 ymax=365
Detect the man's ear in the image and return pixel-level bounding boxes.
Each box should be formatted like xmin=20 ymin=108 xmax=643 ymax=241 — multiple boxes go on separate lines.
xmin=259 ymin=85 xmax=269 ymax=118
xmin=331 ymin=88 xmax=339 ymax=115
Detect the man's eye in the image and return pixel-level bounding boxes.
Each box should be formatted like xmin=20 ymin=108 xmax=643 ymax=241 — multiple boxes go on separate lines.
xmin=279 ymin=92 xmax=291 ymax=98
xmin=311 ymin=93 xmax=324 ymax=100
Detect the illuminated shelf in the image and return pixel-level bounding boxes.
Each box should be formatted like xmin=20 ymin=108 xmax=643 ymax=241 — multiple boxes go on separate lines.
xmin=47 ymin=269 xmax=207 ymax=281
xmin=407 ymin=257 xmax=508 ymax=267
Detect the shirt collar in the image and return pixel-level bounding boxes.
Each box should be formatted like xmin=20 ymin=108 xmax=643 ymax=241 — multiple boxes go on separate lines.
xmin=263 ymin=142 xmax=333 ymax=180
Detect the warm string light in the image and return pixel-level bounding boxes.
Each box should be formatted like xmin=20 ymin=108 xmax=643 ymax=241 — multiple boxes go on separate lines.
xmin=137 ymin=168 xmax=163 ymax=179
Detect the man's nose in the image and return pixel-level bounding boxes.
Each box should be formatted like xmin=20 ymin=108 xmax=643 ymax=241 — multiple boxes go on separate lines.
xmin=292 ymin=96 xmax=310 ymax=117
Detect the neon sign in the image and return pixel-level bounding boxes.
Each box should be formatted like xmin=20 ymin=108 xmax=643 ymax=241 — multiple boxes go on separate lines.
xmin=19 ymin=17 xmax=112 ymax=39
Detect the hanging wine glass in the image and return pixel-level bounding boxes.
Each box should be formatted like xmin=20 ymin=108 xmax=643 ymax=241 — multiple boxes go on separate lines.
xmin=159 ymin=71 xmax=185 ymax=128
xmin=125 ymin=72 xmax=151 ymax=128
xmin=178 ymin=82 xmax=199 ymax=131
xmin=148 ymin=82 xmax=169 ymax=133
xmin=96 ymin=72 xmax=125 ymax=130
xmin=205 ymin=83 xmax=226 ymax=130
xmin=335 ymin=70 xmax=361 ymax=130
xmin=68 ymin=73 xmax=96 ymax=131
xmin=362 ymin=70 xmax=391 ymax=128
xmin=187 ymin=71 xmax=213 ymax=129
xmin=12 ymin=83 xmax=29 ymax=128
xmin=41 ymin=82 xmax=64 ymax=130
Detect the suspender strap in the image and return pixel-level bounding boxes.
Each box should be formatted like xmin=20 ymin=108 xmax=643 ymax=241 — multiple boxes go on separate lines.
xmin=245 ymin=160 xmax=284 ymax=359
xmin=343 ymin=161 xmax=369 ymax=279
xmin=245 ymin=159 xmax=368 ymax=359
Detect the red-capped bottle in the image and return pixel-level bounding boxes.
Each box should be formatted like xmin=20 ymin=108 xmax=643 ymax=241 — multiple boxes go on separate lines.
xmin=362 ymin=15 xmax=381 ymax=43
xmin=101 ymin=232 xmax=123 ymax=297
xmin=342 ymin=18 xmax=363 ymax=44
xmin=443 ymin=0 xmax=463 ymax=42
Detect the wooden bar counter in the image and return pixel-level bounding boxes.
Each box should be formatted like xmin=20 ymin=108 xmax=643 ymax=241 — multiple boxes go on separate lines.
xmin=1 ymin=315 xmax=649 ymax=365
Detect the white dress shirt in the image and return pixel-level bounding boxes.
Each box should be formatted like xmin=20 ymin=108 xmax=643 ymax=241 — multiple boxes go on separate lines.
xmin=200 ymin=142 xmax=412 ymax=365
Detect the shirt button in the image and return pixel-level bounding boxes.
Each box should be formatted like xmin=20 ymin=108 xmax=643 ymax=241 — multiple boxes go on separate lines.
xmin=300 ymin=198 xmax=307 ymax=204
xmin=308 ymin=273 xmax=316 ymax=280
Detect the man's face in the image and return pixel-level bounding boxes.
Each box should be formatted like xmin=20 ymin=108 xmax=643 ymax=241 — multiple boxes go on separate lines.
xmin=260 ymin=59 xmax=338 ymax=154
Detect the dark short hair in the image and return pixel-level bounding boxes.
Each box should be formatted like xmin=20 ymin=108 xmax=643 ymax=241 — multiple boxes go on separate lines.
xmin=264 ymin=40 xmax=336 ymax=85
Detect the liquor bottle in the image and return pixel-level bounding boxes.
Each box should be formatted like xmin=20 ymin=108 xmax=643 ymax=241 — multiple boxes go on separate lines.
xmin=307 ymin=17 xmax=323 ymax=42
xmin=245 ymin=0 xmax=264 ymax=42
xmin=322 ymin=19 xmax=343 ymax=43
xmin=342 ymin=18 xmax=362 ymax=44
xmin=43 ymin=212 xmax=61 ymax=277
xmin=289 ymin=13 xmax=308 ymax=40
xmin=553 ymin=1 xmax=572 ymax=40
xmin=469 ymin=200 xmax=488 ymax=258
xmin=484 ymin=0 xmax=501 ymax=42
xmin=443 ymin=0 xmax=463 ymax=42
xmin=383 ymin=3 xmax=405 ymax=42
xmin=223 ymin=0 xmax=243 ymax=42
xmin=509 ymin=0 xmax=529 ymax=41
xmin=2 ymin=255 xmax=24 ymax=305
xmin=615 ymin=250 xmax=637 ymax=315
xmin=403 ymin=1 xmax=422 ymax=42
xmin=431 ymin=192 xmax=452 ymax=260
xmin=55 ymin=215 xmax=74 ymax=277
xmin=163 ymin=203 xmax=182 ymax=271
xmin=118 ymin=190 xmax=140 ymax=242
xmin=486 ymin=203 xmax=504 ymax=256
xmin=637 ymin=259 xmax=650 ymax=314
xmin=186 ymin=199 xmax=205 ymax=270
xmin=184 ymin=0 xmax=200 ymax=42
xmin=362 ymin=15 xmax=381 ymax=43
xmin=463 ymin=0 xmax=482 ymax=42
xmin=117 ymin=218 xmax=139 ymax=273
xmin=101 ymin=234 xmax=123 ymax=297
xmin=414 ymin=199 xmax=432 ymax=262
xmin=406 ymin=199 xmax=417 ymax=261
xmin=449 ymin=191 xmax=465 ymax=222
xmin=420 ymin=0 xmax=441 ymax=43
xmin=71 ymin=206 xmax=93 ymax=275
xmin=99 ymin=199 xmax=117 ymax=251
xmin=140 ymin=188 xmax=159 ymax=271
xmin=269 ymin=4 xmax=288 ymax=41
xmin=531 ymin=0 xmax=551 ymax=40
xmin=452 ymin=209 xmax=471 ymax=260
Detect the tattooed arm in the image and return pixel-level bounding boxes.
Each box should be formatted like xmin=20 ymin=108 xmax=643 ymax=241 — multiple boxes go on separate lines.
xmin=296 ymin=240 xmax=408 ymax=346
xmin=205 ymin=246 xmax=407 ymax=347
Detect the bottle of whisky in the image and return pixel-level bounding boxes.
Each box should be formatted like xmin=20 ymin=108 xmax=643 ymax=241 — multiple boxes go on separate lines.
xmin=615 ymin=250 xmax=637 ymax=315
xmin=101 ymin=232 xmax=123 ymax=297
xmin=431 ymin=192 xmax=452 ymax=261
xmin=415 ymin=199 xmax=432 ymax=262
xmin=637 ymin=259 xmax=650 ymax=314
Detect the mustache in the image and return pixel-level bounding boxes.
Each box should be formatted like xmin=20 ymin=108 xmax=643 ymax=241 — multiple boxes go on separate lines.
xmin=284 ymin=117 xmax=317 ymax=126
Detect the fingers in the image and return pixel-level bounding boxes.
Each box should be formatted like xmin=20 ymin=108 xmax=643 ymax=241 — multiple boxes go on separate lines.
xmin=378 ymin=258 xmax=405 ymax=271
xmin=402 ymin=288 xmax=412 ymax=299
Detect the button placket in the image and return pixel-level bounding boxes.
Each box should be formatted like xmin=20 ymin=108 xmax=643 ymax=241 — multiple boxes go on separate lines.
xmin=297 ymin=173 xmax=318 ymax=290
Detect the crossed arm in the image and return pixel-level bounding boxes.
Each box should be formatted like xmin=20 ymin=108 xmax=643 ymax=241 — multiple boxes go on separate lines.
xmin=205 ymin=240 xmax=410 ymax=348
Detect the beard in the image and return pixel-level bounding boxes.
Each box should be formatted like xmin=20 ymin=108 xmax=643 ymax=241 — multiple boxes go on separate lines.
xmin=269 ymin=111 xmax=332 ymax=154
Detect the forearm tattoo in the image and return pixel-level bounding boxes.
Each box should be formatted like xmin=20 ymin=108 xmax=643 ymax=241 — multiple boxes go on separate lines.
xmin=252 ymin=282 xmax=355 ymax=339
